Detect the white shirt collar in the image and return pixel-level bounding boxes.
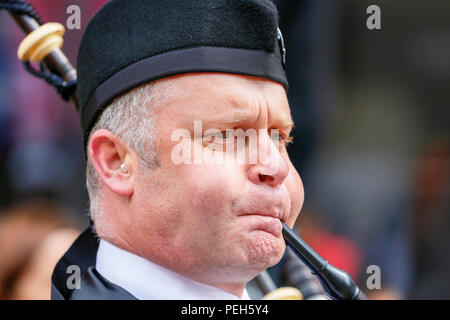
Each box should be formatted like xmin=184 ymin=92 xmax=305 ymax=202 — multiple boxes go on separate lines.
xmin=95 ymin=239 xmax=251 ymax=300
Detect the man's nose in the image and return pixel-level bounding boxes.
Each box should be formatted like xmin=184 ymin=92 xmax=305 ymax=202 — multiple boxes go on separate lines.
xmin=247 ymin=131 xmax=289 ymax=188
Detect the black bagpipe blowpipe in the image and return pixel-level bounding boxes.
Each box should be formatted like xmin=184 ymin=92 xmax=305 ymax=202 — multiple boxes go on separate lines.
xmin=282 ymin=222 xmax=367 ymax=300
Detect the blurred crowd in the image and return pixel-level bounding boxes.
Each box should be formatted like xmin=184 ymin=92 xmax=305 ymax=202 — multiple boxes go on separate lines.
xmin=0 ymin=0 xmax=449 ymax=299
xmin=0 ymin=199 xmax=79 ymax=299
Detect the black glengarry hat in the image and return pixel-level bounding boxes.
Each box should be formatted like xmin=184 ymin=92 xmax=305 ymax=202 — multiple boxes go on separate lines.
xmin=77 ymin=0 xmax=288 ymax=143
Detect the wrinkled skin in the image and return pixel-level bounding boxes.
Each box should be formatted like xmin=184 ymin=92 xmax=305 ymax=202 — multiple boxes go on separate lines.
xmin=90 ymin=73 xmax=304 ymax=297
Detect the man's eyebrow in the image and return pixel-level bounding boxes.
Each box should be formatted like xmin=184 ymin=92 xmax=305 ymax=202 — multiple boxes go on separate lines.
xmin=219 ymin=96 xmax=294 ymax=129
xmin=223 ymin=114 xmax=294 ymax=126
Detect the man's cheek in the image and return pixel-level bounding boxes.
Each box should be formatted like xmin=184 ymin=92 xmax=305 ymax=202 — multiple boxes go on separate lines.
xmin=285 ymin=170 xmax=304 ymax=227
xmin=184 ymin=170 xmax=231 ymax=216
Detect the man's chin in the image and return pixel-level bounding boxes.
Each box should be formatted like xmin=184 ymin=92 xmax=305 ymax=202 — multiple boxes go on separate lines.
xmin=245 ymin=230 xmax=286 ymax=268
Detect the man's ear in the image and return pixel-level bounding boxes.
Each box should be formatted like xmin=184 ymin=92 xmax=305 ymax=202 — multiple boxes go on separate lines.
xmin=88 ymin=129 xmax=135 ymax=197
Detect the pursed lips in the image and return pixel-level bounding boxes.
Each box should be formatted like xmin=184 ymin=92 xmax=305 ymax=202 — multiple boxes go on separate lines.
xmin=237 ymin=211 xmax=287 ymax=223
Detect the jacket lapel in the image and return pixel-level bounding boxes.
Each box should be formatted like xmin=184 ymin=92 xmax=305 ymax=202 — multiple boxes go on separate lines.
xmin=51 ymin=227 xmax=137 ymax=300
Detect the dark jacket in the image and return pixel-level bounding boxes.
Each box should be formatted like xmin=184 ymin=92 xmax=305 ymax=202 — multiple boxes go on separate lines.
xmin=51 ymin=227 xmax=137 ymax=300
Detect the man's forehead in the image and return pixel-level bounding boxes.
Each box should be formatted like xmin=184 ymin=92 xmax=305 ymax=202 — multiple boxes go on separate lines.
xmin=165 ymin=73 xmax=291 ymax=123
xmin=174 ymin=72 xmax=284 ymax=91
xmin=77 ymin=0 xmax=288 ymax=145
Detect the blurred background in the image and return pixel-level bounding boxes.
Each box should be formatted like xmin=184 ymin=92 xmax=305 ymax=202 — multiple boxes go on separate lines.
xmin=0 ymin=0 xmax=448 ymax=299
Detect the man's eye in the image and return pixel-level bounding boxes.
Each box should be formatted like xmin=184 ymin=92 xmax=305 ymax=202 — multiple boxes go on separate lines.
xmin=216 ymin=130 xmax=234 ymax=141
xmin=204 ymin=130 xmax=234 ymax=145
xmin=269 ymin=129 xmax=293 ymax=146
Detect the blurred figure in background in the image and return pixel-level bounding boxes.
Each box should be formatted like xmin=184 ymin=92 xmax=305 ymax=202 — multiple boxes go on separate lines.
xmin=411 ymin=139 xmax=450 ymax=299
xmin=0 ymin=199 xmax=80 ymax=299
xmin=291 ymin=207 xmax=362 ymax=281
xmin=281 ymin=206 xmax=362 ymax=299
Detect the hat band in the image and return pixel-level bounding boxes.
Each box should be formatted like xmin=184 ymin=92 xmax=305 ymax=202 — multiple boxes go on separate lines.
xmin=81 ymin=46 xmax=288 ymax=140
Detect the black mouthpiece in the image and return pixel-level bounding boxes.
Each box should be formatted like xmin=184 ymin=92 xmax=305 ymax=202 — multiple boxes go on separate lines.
xmin=282 ymin=222 xmax=367 ymax=300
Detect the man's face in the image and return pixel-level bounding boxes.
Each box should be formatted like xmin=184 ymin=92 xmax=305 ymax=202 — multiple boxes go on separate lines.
xmin=129 ymin=73 xmax=304 ymax=288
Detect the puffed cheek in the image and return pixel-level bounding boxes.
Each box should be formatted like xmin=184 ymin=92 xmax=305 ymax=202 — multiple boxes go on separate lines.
xmin=285 ymin=168 xmax=304 ymax=227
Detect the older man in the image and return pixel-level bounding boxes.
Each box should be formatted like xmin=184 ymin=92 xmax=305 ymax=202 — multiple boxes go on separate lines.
xmin=52 ymin=0 xmax=303 ymax=300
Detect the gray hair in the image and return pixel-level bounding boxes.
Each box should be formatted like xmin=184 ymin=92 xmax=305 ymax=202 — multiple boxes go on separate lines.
xmin=85 ymin=78 xmax=182 ymax=231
